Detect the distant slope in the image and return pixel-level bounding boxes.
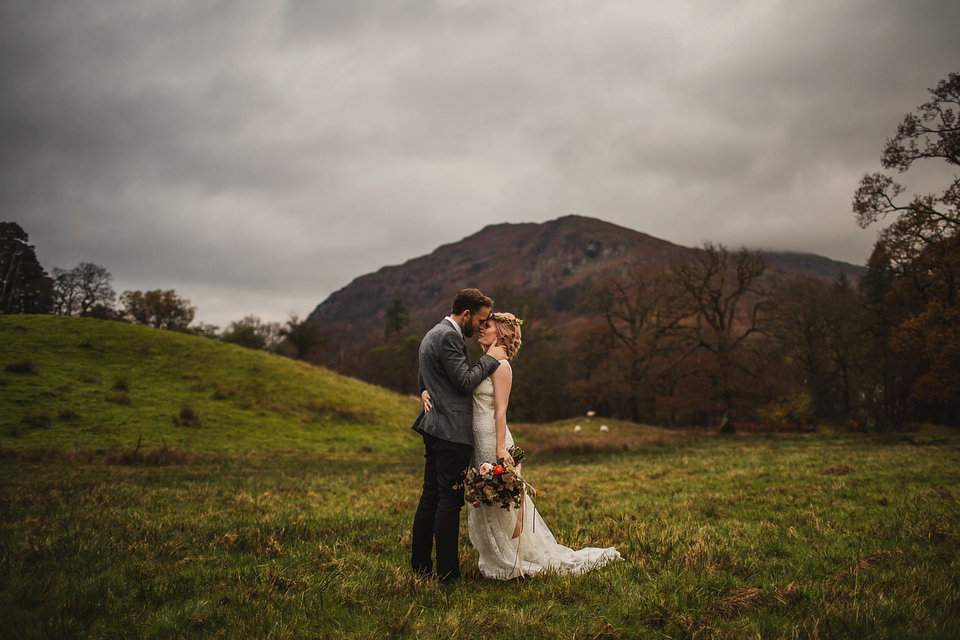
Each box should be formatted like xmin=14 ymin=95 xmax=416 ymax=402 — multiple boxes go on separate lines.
xmin=0 ymin=315 xmax=420 ymax=453
xmin=762 ymin=251 xmax=866 ymax=281
xmin=307 ymin=214 xmax=864 ymax=365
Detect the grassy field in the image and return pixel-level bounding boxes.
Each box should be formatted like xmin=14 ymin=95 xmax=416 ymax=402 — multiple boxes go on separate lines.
xmin=2 ymin=316 xmax=959 ymax=638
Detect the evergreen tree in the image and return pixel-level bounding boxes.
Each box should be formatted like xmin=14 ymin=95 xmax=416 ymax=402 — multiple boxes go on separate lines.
xmin=383 ymin=297 xmax=409 ymax=340
xmin=0 ymin=222 xmax=54 ymax=314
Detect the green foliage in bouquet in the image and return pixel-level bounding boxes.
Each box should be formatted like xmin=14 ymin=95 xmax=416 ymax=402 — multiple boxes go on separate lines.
xmin=461 ymin=445 xmax=527 ymax=510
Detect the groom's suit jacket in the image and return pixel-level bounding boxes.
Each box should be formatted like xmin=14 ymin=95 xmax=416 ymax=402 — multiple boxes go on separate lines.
xmin=412 ymin=320 xmax=500 ymax=446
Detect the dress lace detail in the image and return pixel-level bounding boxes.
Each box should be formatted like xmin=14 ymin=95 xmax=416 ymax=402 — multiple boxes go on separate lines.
xmin=467 ymin=373 xmax=621 ymax=580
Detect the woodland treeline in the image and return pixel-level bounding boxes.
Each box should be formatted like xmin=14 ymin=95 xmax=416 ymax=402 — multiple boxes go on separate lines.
xmin=0 ymin=225 xmax=325 ymax=361
xmin=3 ymin=72 xmax=958 ymax=431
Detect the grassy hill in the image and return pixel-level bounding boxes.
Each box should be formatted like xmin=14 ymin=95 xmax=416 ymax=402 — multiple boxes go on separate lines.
xmin=0 ymin=315 xmax=421 ymax=454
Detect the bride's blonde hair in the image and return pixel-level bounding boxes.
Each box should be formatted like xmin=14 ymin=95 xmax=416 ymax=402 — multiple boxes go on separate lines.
xmin=490 ymin=312 xmax=522 ymax=360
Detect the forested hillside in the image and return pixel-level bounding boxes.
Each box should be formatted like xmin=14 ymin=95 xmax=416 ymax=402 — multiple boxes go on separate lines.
xmin=305 ymin=215 xmax=867 ymax=429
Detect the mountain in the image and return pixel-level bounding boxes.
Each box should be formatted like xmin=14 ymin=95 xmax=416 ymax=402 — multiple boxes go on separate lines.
xmin=306 ymin=215 xmax=864 ymax=360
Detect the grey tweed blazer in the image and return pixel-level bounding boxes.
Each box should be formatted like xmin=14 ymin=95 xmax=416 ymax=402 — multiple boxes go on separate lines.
xmin=411 ymin=320 xmax=500 ymax=446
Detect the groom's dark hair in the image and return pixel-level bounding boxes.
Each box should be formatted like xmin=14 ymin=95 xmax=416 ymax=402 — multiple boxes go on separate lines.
xmin=451 ymin=288 xmax=493 ymax=315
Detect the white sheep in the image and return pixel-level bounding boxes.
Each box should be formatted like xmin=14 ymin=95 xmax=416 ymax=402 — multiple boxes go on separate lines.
xmin=599 ymin=425 xmax=609 ymax=433
xmin=574 ymin=425 xmax=581 ymax=433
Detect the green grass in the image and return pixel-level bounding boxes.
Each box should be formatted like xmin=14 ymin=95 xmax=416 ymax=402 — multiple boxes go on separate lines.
xmin=1 ymin=315 xmax=959 ymax=638
xmin=2 ymin=436 xmax=958 ymax=638
xmin=0 ymin=315 xmax=419 ymax=454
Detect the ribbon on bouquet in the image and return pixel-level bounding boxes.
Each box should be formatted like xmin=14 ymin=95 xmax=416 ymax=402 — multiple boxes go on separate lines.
xmin=511 ymin=479 xmax=538 ymax=539
xmin=510 ymin=479 xmax=538 ymax=578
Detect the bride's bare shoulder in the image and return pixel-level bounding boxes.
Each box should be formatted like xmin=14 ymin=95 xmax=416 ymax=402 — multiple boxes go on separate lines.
xmin=494 ymin=360 xmax=512 ymax=376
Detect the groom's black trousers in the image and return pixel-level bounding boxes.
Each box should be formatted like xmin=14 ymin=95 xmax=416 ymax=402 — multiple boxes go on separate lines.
xmin=411 ymin=432 xmax=472 ymax=583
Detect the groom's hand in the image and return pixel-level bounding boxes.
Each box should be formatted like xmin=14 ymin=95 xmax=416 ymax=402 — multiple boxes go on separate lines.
xmin=487 ymin=345 xmax=507 ymax=361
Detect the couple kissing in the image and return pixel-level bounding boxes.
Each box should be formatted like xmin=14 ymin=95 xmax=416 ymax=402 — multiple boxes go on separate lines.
xmin=410 ymin=288 xmax=620 ymax=585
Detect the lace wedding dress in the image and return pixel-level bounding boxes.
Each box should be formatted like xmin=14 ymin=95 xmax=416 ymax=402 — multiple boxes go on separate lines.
xmin=467 ymin=370 xmax=621 ymax=580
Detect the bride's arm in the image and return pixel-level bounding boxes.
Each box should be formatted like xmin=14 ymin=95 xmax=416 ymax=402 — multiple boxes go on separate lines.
xmin=491 ymin=361 xmax=514 ymax=466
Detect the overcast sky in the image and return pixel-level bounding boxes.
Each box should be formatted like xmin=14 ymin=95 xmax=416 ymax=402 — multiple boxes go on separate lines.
xmin=2 ymin=0 xmax=958 ymax=328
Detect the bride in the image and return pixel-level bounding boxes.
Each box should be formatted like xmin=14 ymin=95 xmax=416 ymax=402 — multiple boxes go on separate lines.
xmin=424 ymin=311 xmax=621 ymax=579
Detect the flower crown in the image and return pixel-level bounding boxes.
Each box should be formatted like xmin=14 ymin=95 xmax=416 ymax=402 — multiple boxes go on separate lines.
xmin=489 ymin=312 xmax=523 ymax=327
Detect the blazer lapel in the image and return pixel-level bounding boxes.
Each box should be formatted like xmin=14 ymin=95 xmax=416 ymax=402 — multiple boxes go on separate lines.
xmin=443 ymin=320 xmax=468 ymax=356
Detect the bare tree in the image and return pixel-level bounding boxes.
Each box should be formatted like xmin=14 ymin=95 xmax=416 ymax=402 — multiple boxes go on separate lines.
xmin=668 ymin=243 xmax=768 ymax=432
xmin=52 ymin=262 xmax=116 ymax=316
xmin=587 ymin=265 xmax=690 ymax=422
xmin=75 ymin=262 xmax=116 ymax=315
xmin=765 ymin=275 xmax=871 ymax=420
xmin=853 ymin=71 xmax=960 ymax=306
xmin=853 ymin=70 xmax=960 ymax=427
xmin=52 ymin=267 xmax=81 ymax=315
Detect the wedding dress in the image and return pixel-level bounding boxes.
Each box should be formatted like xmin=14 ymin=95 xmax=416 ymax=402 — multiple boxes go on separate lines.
xmin=467 ymin=370 xmax=621 ymax=580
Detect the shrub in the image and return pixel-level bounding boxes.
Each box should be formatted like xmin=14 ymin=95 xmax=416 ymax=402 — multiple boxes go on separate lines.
xmin=112 ymin=377 xmax=130 ymax=391
xmin=174 ymin=405 xmax=200 ymax=427
xmin=80 ymin=374 xmax=98 ymax=384
xmin=5 ymin=360 xmax=37 ymax=375
xmin=212 ymin=386 xmax=235 ymax=400
xmin=58 ymin=408 xmax=80 ymax=421
xmin=758 ymin=392 xmax=815 ymax=429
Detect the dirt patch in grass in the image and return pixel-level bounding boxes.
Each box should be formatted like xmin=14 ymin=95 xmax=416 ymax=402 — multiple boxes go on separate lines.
xmin=5 ymin=359 xmax=37 ymax=375
xmin=822 ymin=464 xmax=857 ymax=475
xmin=305 ymin=401 xmax=377 ymax=424
xmin=104 ymin=445 xmax=204 ymax=466
xmin=21 ymin=411 xmax=51 ymax=429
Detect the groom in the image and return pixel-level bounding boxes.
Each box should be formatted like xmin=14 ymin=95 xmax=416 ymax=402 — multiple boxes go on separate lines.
xmin=411 ymin=288 xmax=505 ymax=585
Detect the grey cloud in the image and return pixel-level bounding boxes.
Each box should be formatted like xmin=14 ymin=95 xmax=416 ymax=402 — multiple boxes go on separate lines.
xmin=2 ymin=0 xmax=959 ymax=326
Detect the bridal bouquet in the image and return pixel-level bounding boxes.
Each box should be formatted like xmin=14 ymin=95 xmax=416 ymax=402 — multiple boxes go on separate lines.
xmin=461 ymin=446 xmax=529 ymax=510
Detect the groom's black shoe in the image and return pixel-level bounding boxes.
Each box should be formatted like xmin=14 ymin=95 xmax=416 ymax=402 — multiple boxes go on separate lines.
xmin=438 ymin=576 xmax=460 ymax=590
xmin=437 ymin=570 xmax=461 ymax=589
